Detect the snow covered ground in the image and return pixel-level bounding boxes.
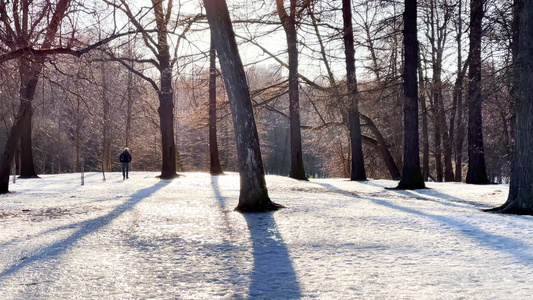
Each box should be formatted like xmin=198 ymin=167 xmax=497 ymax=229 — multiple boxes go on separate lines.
xmin=0 ymin=171 xmax=532 ymax=299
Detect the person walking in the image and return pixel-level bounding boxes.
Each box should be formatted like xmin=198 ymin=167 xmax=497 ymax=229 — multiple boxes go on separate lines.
xmin=119 ymin=147 xmax=132 ymax=179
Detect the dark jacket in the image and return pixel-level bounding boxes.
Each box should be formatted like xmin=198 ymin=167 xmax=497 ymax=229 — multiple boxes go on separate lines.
xmin=120 ymin=151 xmax=132 ymax=163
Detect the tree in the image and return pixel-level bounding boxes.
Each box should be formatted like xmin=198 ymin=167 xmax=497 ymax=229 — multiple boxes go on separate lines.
xmin=465 ymin=0 xmax=490 ymax=184
xmin=208 ymin=35 xmax=223 ymax=175
xmin=103 ymin=0 xmax=195 ymax=179
xmin=276 ymin=0 xmax=307 ymax=180
xmin=397 ymin=0 xmax=425 ymax=189
xmin=490 ymin=0 xmax=533 ymax=214
xmin=203 ymin=0 xmax=282 ymax=212
xmin=0 ymin=0 xmax=72 ymax=193
xmin=342 ymin=0 xmax=366 ymax=181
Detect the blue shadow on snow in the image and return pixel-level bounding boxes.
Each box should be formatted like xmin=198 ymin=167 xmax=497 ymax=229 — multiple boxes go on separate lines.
xmin=211 ymin=176 xmax=302 ymax=299
xmin=314 ymin=181 xmax=533 ymax=265
xmin=0 ymin=180 xmax=170 ymax=281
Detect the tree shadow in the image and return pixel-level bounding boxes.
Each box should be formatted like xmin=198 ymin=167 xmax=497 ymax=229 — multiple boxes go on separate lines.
xmin=314 ymin=180 xmax=494 ymax=210
xmin=385 ymin=187 xmax=494 ymax=209
xmin=313 ymin=181 xmax=533 ymax=265
xmin=211 ymin=176 xmax=302 ymax=299
xmin=0 ymin=180 xmax=170 ymax=281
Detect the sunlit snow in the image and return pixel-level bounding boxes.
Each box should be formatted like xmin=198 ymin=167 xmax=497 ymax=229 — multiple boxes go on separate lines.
xmin=1 ymin=172 xmax=532 ymax=299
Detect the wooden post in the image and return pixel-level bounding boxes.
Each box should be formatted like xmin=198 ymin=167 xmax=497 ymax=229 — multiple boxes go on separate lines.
xmin=81 ymin=166 xmax=84 ymax=186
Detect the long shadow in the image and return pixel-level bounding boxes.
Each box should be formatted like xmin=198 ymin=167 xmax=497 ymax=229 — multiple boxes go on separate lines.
xmin=366 ymin=197 xmax=533 ymax=264
xmin=389 ymin=188 xmax=494 ymax=209
xmin=313 ymin=181 xmax=493 ymax=210
xmin=313 ymin=181 xmax=533 ymax=265
xmin=211 ymin=176 xmax=302 ymax=299
xmin=0 ymin=180 xmax=170 ymax=281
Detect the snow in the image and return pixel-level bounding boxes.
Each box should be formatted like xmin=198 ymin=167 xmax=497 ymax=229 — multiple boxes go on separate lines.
xmin=1 ymin=172 xmax=533 ymax=299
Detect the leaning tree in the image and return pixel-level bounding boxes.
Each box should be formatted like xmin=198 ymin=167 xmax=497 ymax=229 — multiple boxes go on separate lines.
xmin=203 ymin=0 xmax=282 ymax=212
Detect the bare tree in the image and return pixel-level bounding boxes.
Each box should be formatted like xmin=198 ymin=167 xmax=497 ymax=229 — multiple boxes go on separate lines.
xmin=397 ymin=0 xmax=425 ymax=189
xmin=489 ymin=0 xmax=533 ymax=214
xmin=203 ymin=0 xmax=282 ymax=212
xmin=209 ymin=35 xmax=223 ymax=175
xmin=103 ymin=0 xmax=201 ymax=179
xmin=465 ymin=0 xmax=489 ymax=184
xmin=0 ymin=0 xmax=72 ymax=193
xmin=276 ymin=0 xmax=307 ymax=180
xmin=343 ymin=0 xmax=366 ymax=181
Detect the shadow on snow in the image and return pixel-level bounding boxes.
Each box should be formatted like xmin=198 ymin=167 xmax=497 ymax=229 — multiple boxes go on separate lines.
xmin=211 ymin=176 xmax=302 ymax=300
xmin=0 ymin=179 xmax=170 ymax=281
xmin=313 ymin=181 xmax=533 ymax=265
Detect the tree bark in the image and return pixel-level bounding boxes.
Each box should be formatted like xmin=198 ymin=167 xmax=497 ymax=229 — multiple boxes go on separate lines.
xmin=153 ymin=0 xmax=177 ymax=179
xmin=17 ymin=58 xmax=39 ymax=178
xmin=490 ymin=0 xmax=533 ymax=214
xmin=276 ymin=0 xmax=307 ymax=180
xmin=397 ymin=0 xmax=425 ymax=189
xmin=360 ymin=114 xmax=401 ymax=179
xmin=452 ymin=0 xmax=466 ymax=182
xmin=209 ymin=35 xmax=223 ymax=175
xmin=343 ymin=0 xmax=366 ymax=181
xmin=0 ymin=87 xmax=33 ymax=193
xmin=203 ymin=0 xmax=281 ymax=212
xmin=465 ymin=0 xmax=489 ymax=184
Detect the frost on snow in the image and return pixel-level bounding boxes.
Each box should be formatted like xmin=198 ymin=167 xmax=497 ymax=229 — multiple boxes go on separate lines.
xmin=1 ymin=172 xmax=533 ymax=299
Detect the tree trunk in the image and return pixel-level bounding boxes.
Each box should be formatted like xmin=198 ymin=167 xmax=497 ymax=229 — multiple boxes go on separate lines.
xmin=18 ymin=59 xmax=39 ymax=178
xmin=490 ymin=0 xmax=533 ymax=214
xmin=452 ymin=0 xmax=466 ymax=182
xmin=343 ymin=0 xmax=366 ymax=181
xmin=466 ymin=0 xmax=489 ymax=184
xmin=203 ymin=0 xmax=281 ymax=212
xmin=153 ymin=0 xmax=177 ymax=179
xmin=418 ymin=55 xmax=430 ymax=181
xmin=0 ymin=89 xmax=34 ymax=193
xmin=453 ymin=75 xmax=466 ymax=182
xmin=101 ymin=60 xmax=112 ymax=172
xmin=397 ymin=0 xmax=425 ymax=189
xmin=209 ymin=35 xmax=223 ymax=175
xmin=360 ymin=114 xmax=401 ymax=180
xmin=277 ymin=0 xmax=307 ymax=181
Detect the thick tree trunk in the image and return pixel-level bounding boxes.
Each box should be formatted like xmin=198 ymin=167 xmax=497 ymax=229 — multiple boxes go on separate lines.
xmin=158 ymin=87 xmax=177 ymax=179
xmin=343 ymin=0 xmax=366 ymax=181
xmin=465 ymin=0 xmax=489 ymax=184
xmin=209 ymin=36 xmax=223 ymax=175
xmin=18 ymin=59 xmax=39 ymax=178
xmin=0 ymin=91 xmax=33 ymax=193
xmin=153 ymin=0 xmax=177 ymax=179
xmin=397 ymin=0 xmax=425 ymax=189
xmin=277 ymin=0 xmax=307 ymax=181
xmin=490 ymin=0 xmax=533 ymax=214
xmin=203 ymin=0 xmax=281 ymax=212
